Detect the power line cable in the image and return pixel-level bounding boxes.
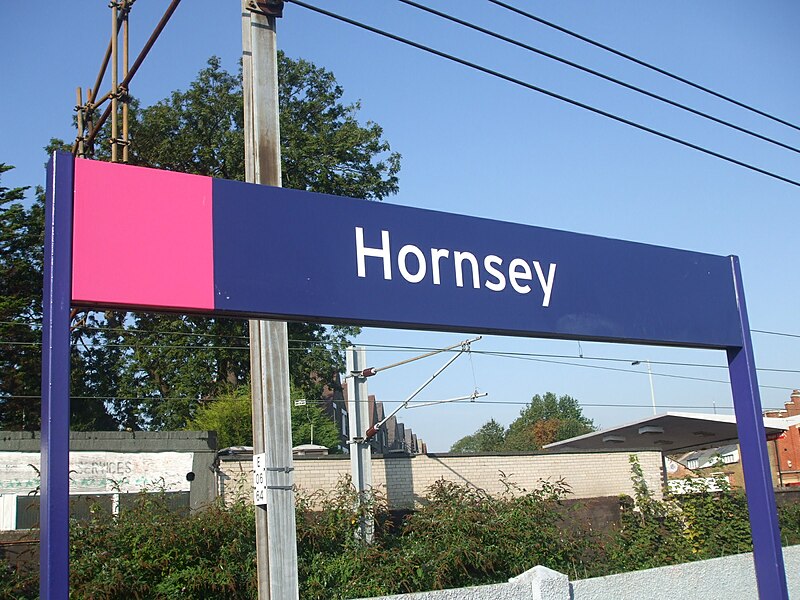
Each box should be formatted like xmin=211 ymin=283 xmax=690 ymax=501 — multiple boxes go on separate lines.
xmin=287 ymin=0 xmax=800 ymax=189
xmin=2 ymin=342 xmax=794 ymax=391
xmin=2 ymin=337 xmax=799 ymax=376
xmin=484 ymin=351 xmax=794 ymax=391
xmin=397 ymin=0 xmax=800 ymax=156
xmin=486 ymin=0 xmax=800 ymax=134
xmin=752 ymin=329 xmax=800 ymax=340
xmin=3 ymin=394 xmax=787 ymax=413
xmin=5 ymin=320 xmax=800 ymax=344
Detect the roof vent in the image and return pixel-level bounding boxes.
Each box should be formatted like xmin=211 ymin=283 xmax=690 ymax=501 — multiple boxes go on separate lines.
xmin=638 ymin=426 xmax=664 ymax=435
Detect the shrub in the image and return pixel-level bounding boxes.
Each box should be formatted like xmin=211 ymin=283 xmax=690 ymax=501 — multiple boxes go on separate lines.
xmin=5 ymin=464 xmax=800 ymax=599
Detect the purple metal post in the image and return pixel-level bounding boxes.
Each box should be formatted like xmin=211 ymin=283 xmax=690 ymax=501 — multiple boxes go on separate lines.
xmin=41 ymin=152 xmax=74 ymax=599
xmin=727 ymin=255 xmax=788 ymax=599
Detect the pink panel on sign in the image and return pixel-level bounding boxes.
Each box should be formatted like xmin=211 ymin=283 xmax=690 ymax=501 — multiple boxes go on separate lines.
xmin=72 ymin=159 xmax=214 ymax=311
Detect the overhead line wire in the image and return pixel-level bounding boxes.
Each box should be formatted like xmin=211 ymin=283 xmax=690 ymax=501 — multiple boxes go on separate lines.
xmin=5 ymin=322 xmax=800 ymax=344
xmin=486 ymin=0 xmax=800 ymax=134
xmin=752 ymin=329 xmax=800 ymax=340
xmin=2 ymin=326 xmax=800 ymax=375
xmin=287 ymin=0 xmax=800 ymax=189
xmin=397 ymin=0 xmax=800 ymax=156
xmin=1 ymin=394 xmax=784 ymax=413
xmin=1 ymin=341 xmax=796 ymax=389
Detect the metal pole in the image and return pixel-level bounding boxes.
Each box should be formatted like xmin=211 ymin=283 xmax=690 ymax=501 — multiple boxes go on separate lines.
xmin=89 ymin=41 xmax=112 ymax=106
xmin=368 ymin=338 xmax=476 ymax=437
xmin=40 ymin=152 xmax=74 ymax=600
xmin=85 ymin=88 xmax=94 ymax=154
xmin=75 ymin=88 xmax=85 ymax=158
xmin=242 ymin=2 xmax=298 ymax=598
xmin=111 ymin=1 xmax=119 ymax=162
xmin=122 ymin=0 xmax=130 ymax=163
xmin=727 ymin=255 xmax=789 ymax=599
xmin=365 ymin=335 xmax=482 ymax=376
xmin=347 ymin=346 xmax=373 ymax=543
xmin=646 ymin=361 xmax=656 ymax=415
xmin=85 ymin=0 xmax=181 ymax=154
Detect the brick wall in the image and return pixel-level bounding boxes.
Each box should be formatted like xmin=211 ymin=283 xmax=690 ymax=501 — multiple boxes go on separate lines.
xmin=219 ymin=450 xmax=664 ymax=509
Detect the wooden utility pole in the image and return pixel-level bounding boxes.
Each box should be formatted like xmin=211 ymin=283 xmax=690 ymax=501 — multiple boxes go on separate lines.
xmin=241 ymin=1 xmax=299 ymax=599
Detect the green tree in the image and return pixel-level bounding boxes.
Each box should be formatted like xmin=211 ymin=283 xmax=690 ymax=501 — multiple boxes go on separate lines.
xmin=0 ymin=165 xmax=40 ymax=429
xmin=187 ymin=386 xmax=253 ymax=449
xmin=450 ymin=393 xmax=595 ymax=453
xmin=504 ymin=392 xmax=594 ymax=451
xmin=450 ymin=418 xmax=506 ymax=453
xmin=290 ymin=395 xmax=342 ymax=452
xmin=33 ymin=54 xmax=400 ymax=430
xmin=187 ymin=384 xmax=341 ymax=451
xmin=103 ymin=55 xmax=399 ymax=429
xmin=0 ymin=165 xmax=116 ymax=430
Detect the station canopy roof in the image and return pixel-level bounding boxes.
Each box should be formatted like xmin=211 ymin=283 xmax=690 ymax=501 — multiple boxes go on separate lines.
xmin=544 ymin=412 xmax=793 ymax=454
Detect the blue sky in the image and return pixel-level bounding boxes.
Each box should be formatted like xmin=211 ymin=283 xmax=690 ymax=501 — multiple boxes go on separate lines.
xmin=2 ymin=1 xmax=799 ymax=451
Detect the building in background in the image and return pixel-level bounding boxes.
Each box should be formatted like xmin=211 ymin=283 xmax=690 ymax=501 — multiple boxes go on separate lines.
xmin=321 ymin=378 xmax=425 ymax=455
xmin=765 ymin=389 xmax=800 ymax=487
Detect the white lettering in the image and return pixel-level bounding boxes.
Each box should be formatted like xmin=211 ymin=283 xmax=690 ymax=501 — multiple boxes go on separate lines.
xmin=508 ymin=258 xmax=532 ymax=294
xmin=352 ymin=228 xmax=556 ymax=308
xmin=533 ymin=261 xmax=557 ymax=307
xmin=454 ymin=251 xmax=480 ymax=289
xmin=355 ymin=227 xmax=392 ymax=280
xmin=398 ymin=245 xmax=427 ymax=283
xmin=430 ymin=248 xmax=450 ymax=285
xmin=483 ymin=255 xmax=506 ymax=292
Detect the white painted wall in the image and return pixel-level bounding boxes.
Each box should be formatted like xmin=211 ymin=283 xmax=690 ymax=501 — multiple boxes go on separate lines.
xmin=0 ymin=451 xmax=194 ymax=495
xmin=355 ymin=545 xmax=800 ymax=600
xmin=0 ymin=494 xmax=16 ymax=530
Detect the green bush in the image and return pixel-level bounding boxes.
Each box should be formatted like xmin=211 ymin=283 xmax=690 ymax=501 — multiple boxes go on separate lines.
xmin=604 ymin=456 xmax=693 ymax=572
xmin=0 ymin=559 xmax=38 ymax=600
xmin=676 ymin=478 xmax=751 ymax=559
xmin=5 ymin=463 xmax=800 ymax=599
xmin=779 ymin=499 xmax=800 ymax=546
xmin=68 ymin=492 xmax=257 ymax=599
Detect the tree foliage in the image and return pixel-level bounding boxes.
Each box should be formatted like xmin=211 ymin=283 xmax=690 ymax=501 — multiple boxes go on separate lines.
xmin=504 ymin=392 xmax=594 ymax=451
xmin=449 ymin=418 xmax=505 ymax=453
xmin=0 ymin=166 xmax=115 ymax=430
xmin=187 ymin=384 xmax=342 ymax=451
xmin=1 ymin=54 xmax=400 ymax=431
xmin=0 ymin=165 xmax=40 ymax=429
xmin=450 ymin=392 xmax=595 ymax=453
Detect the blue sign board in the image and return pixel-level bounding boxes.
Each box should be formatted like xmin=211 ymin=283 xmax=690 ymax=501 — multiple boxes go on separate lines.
xmin=42 ymin=154 xmax=788 ymax=599
xmin=212 ymin=179 xmax=742 ymax=348
xmin=70 ymin=158 xmax=743 ymax=349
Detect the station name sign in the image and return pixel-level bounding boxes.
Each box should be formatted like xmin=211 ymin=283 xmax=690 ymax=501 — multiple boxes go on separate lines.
xmin=70 ymin=158 xmax=743 ymax=349
xmin=354 ymin=227 xmax=557 ymax=307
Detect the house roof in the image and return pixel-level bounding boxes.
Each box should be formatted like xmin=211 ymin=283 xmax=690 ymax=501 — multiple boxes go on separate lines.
xmin=678 ymin=444 xmax=739 ymax=468
xmin=544 ymin=412 xmax=792 ymax=454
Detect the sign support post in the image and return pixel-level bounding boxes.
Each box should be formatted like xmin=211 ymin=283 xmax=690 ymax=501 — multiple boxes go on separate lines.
xmin=727 ymin=256 xmax=789 ymax=599
xmin=40 ymin=152 xmax=74 ymax=600
xmin=241 ymin=2 xmax=299 ymax=599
